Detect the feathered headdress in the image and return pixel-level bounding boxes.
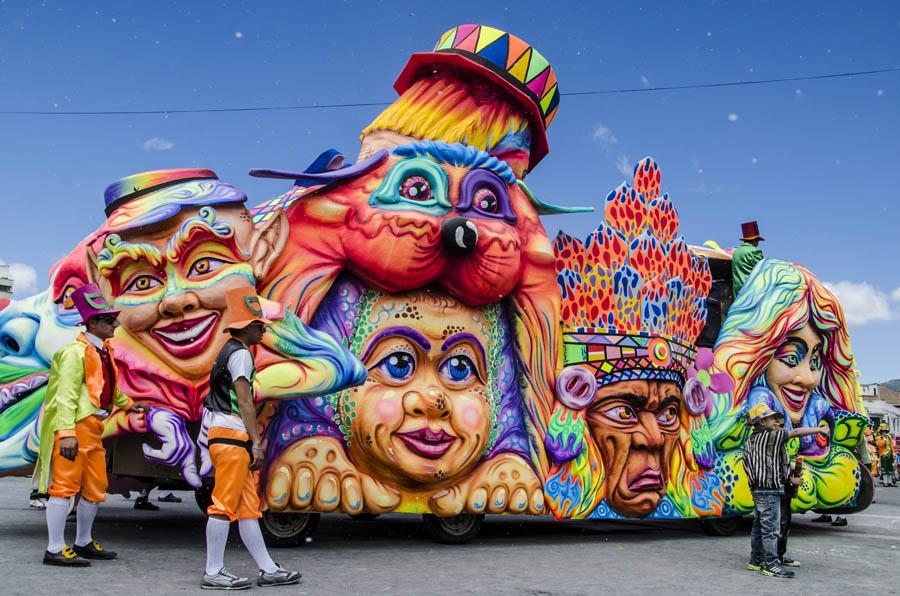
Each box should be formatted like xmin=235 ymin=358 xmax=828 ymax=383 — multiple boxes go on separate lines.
xmin=554 ymin=157 xmax=711 ymax=389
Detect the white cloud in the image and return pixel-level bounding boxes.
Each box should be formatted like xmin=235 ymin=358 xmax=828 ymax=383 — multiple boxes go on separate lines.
xmin=891 ymin=287 xmax=900 ymax=301
xmin=824 ymin=281 xmax=893 ymax=326
xmin=616 ymin=154 xmax=631 ymax=177
xmin=143 ymin=136 xmax=174 ymax=151
xmin=727 ymin=113 xmax=739 ymax=122
xmin=640 ymin=75 xmax=650 ymax=87
xmin=234 ymin=31 xmax=244 ymax=39
xmin=593 ymin=125 xmax=618 ymax=148
xmin=0 ymin=260 xmax=39 ymax=297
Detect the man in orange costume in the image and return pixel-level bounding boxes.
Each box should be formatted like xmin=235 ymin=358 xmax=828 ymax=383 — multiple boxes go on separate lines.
xmin=38 ymin=284 xmax=149 ymax=566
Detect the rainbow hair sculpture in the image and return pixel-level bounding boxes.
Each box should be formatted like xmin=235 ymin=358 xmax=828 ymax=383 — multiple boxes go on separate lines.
xmin=709 ymin=258 xmax=870 ymax=513
xmin=543 ymin=158 xmax=723 ymax=519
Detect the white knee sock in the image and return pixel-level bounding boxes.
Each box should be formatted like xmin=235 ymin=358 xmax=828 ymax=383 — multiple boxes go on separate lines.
xmin=205 ymin=517 xmax=231 ymax=575
xmin=75 ymin=499 xmax=100 ymax=547
xmin=238 ymin=519 xmax=278 ymax=573
xmin=46 ymin=497 xmax=70 ymax=553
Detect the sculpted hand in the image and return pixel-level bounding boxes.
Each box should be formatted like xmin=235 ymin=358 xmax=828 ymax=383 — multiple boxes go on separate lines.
xmin=141 ymin=407 xmax=201 ymax=488
xmin=59 ymin=436 xmax=78 ymax=462
xmin=431 ymin=453 xmax=545 ymax=516
xmin=265 ymin=436 xmax=400 ymax=514
xmin=197 ymin=411 xmax=213 ymax=478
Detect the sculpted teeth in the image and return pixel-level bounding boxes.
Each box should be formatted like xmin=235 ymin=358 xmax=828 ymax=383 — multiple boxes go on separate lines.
xmin=155 ymin=315 xmax=215 ymax=343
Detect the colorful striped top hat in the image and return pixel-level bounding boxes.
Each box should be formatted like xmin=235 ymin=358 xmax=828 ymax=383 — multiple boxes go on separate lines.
xmin=554 ymin=158 xmax=712 ymax=389
xmin=393 ymin=24 xmax=560 ymax=170
xmin=102 ymin=168 xmax=248 ymax=232
xmin=71 ymin=283 xmax=119 ymax=325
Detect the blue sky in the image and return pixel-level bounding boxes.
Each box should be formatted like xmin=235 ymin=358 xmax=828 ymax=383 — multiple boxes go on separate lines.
xmin=1 ymin=1 xmax=898 ymax=382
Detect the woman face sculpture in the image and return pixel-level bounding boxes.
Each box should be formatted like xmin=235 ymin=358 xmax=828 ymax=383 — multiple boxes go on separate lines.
xmin=346 ymin=291 xmax=492 ymax=490
xmin=764 ymin=322 xmax=824 ymax=426
xmin=585 ymin=379 xmax=682 ymax=517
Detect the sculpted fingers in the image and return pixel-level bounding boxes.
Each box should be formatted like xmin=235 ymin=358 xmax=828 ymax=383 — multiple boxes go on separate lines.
xmin=291 ymin=466 xmax=315 ymax=510
xmin=508 ymin=488 xmax=529 ymax=514
xmin=529 ymin=488 xmax=546 ymax=515
xmin=340 ymin=476 xmax=364 ymax=515
xmin=466 ymin=486 xmax=489 ymax=513
xmin=313 ymin=471 xmax=341 ymax=511
xmin=430 ymin=485 xmax=466 ymax=517
xmin=361 ymin=475 xmax=401 ymax=514
xmin=487 ymin=485 xmax=508 ymax=514
xmin=266 ymin=465 xmax=292 ymax=511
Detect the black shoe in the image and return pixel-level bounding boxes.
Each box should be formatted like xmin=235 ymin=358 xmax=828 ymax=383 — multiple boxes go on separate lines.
xmin=810 ymin=514 xmax=832 ymax=523
xmin=258 ymin=565 xmax=302 ymax=587
xmin=780 ymin=556 xmax=800 ymax=567
xmin=43 ymin=547 xmax=91 ymax=567
xmin=759 ymin=561 xmax=795 ymax=578
xmin=73 ymin=540 xmax=118 ymax=560
xmin=831 ymin=517 xmax=848 ymax=527
xmin=158 ymin=492 xmax=182 ymax=503
xmin=134 ymin=497 xmax=160 ymax=511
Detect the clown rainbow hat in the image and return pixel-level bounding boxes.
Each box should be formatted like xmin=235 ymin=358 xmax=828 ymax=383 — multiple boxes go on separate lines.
xmin=554 ymin=158 xmax=712 ymax=388
xmin=393 ymin=24 xmax=560 ymax=170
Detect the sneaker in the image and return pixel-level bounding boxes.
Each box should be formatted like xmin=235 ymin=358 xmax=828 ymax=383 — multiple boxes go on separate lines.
xmin=134 ymin=497 xmax=160 ymax=511
xmin=73 ymin=540 xmax=118 ymax=560
xmin=29 ymin=497 xmax=48 ymax=510
xmin=258 ymin=565 xmax=302 ymax=587
xmin=43 ymin=546 xmax=91 ymax=567
xmin=746 ymin=560 xmax=762 ymax=571
xmin=201 ymin=568 xmax=251 ymax=590
xmin=780 ymin=556 xmax=800 ymax=567
xmin=810 ymin=514 xmax=832 ymax=523
xmin=158 ymin=492 xmax=182 ymax=503
xmin=759 ymin=561 xmax=795 ymax=578
xmin=831 ymin=517 xmax=848 ymax=526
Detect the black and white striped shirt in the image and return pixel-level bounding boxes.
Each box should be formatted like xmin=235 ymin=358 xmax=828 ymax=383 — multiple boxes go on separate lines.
xmin=743 ymin=429 xmax=789 ymax=491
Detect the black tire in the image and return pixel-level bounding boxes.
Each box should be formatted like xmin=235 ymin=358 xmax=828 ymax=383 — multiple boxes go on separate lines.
xmin=698 ymin=516 xmax=741 ymax=536
xmin=422 ymin=513 xmax=484 ymax=544
xmin=194 ymin=479 xmax=214 ymax=513
xmin=349 ymin=513 xmax=380 ymax=521
xmin=260 ymin=511 xmax=320 ymax=547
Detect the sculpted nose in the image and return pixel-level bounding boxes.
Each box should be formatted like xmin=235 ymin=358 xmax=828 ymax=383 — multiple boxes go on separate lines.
xmin=441 ymin=217 xmax=478 ymax=256
xmin=158 ymin=291 xmax=200 ymax=318
xmin=402 ymin=387 xmax=451 ymax=420
xmin=633 ymin=414 xmax=665 ymax=449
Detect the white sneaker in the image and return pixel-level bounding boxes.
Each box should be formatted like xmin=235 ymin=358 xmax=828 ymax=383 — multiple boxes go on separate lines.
xmin=29 ymin=498 xmax=47 ymax=510
xmin=258 ymin=565 xmax=302 ymax=587
xmin=201 ymin=568 xmax=251 ymax=590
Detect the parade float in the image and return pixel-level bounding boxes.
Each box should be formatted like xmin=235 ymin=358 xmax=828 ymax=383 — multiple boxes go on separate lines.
xmin=0 ymin=24 xmax=873 ymax=544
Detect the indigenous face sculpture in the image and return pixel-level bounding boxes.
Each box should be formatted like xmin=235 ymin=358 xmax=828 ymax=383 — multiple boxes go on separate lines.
xmin=763 ymin=322 xmax=824 ymax=426
xmin=345 ymin=290 xmax=492 ymax=489
xmin=586 ymin=380 xmax=682 ymax=516
xmin=90 ymin=203 xmax=285 ymax=380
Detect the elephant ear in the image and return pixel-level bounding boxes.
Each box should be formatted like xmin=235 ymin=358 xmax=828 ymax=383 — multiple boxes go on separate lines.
xmin=830 ymin=410 xmax=868 ymax=449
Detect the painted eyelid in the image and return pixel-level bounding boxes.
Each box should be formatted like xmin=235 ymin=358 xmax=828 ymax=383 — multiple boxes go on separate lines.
xmin=444 ymin=346 xmax=486 ymax=378
xmin=368 ymin=158 xmax=451 ymax=213
xmin=187 ymin=256 xmax=230 ymax=276
xmin=123 ymin=273 xmax=164 ymax=293
xmin=368 ymin=345 xmax=416 ymax=370
xmin=439 ymin=354 xmax=481 ymax=384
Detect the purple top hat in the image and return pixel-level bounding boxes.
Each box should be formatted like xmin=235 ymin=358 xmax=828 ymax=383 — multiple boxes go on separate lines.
xmin=71 ymin=284 xmax=120 ymax=325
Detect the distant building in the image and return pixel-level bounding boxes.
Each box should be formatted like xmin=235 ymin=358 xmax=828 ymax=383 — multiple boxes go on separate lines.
xmin=0 ymin=265 xmax=12 ymax=299
xmin=865 ymin=399 xmax=900 ymax=435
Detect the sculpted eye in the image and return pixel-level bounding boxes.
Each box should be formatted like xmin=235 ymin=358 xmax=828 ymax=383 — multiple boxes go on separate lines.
xmin=373 ymin=350 xmax=416 ymax=382
xmin=473 ymin=188 xmax=500 ymax=214
xmin=439 ymin=355 xmax=477 ymax=384
xmin=398 ymin=176 xmax=433 ymax=202
xmin=657 ymin=405 xmax=679 ymax=425
xmin=810 ymin=351 xmax=823 ymax=372
xmin=603 ymin=405 xmax=638 ymax=423
xmin=188 ymin=257 xmax=228 ymax=278
xmin=124 ymin=274 xmax=163 ymax=293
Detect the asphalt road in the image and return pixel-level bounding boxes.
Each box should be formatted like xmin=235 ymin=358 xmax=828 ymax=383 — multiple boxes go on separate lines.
xmin=0 ymin=476 xmax=898 ymax=596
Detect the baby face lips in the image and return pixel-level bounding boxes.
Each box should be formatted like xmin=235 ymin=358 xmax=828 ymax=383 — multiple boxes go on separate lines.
xmin=395 ymin=427 xmax=457 ymax=459
xmin=779 ymin=386 xmax=809 ymax=410
xmin=150 ymin=313 xmax=219 ymax=358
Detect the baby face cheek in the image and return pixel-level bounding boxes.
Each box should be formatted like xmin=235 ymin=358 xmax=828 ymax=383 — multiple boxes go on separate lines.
xmin=458 ymin=401 xmax=487 ymax=433
xmin=373 ymin=392 xmax=403 ymax=425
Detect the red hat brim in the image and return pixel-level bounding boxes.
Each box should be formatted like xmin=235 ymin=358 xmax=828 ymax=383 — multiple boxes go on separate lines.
xmin=393 ymin=51 xmax=549 ymax=172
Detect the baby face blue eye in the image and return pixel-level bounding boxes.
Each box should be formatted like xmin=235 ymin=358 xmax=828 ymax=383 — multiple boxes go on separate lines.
xmin=374 ymin=350 xmax=416 ymax=382
xmin=439 ymin=355 xmax=477 ymax=384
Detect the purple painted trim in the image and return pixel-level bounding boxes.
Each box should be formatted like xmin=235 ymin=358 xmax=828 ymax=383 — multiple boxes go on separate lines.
xmin=360 ymin=326 xmax=432 ymax=363
xmin=248 ymin=150 xmax=388 ymax=185
xmin=455 ymin=168 xmax=517 ymax=224
xmin=440 ymin=333 xmax=486 ymax=367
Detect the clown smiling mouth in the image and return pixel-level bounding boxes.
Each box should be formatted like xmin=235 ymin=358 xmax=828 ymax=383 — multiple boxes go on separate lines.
xmin=151 ymin=313 xmax=219 ymax=357
xmin=628 ymin=468 xmax=664 ymax=492
xmin=779 ymin=387 xmax=808 ymax=409
xmin=396 ymin=428 xmax=457 ymax=459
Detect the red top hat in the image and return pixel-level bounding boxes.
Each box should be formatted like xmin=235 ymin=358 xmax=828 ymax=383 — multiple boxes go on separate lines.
xmin=740 ymin=221 xmax=764 ymax=241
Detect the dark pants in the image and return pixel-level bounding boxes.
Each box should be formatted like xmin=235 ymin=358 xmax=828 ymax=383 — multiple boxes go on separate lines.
xmin=778 ymin=492 xmax=792 ymax=558
xmin=751 ymin=490 xmax=782 ymax=565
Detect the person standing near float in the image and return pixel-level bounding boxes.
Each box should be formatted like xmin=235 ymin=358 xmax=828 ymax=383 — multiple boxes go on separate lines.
xmin=731 ymin=221 xmax=765 ymax=297
xmin=38 ymin=284 xmax=150 ymax=566
xmin=201 ymin=286 xmax=301 ymax=590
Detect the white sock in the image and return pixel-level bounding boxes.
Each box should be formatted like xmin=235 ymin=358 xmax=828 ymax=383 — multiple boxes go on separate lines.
xmin=238 ymin=519 xmax=278 ymax=573
xmin=46 ymin=497 xmax=70 ymax=553
xmin=74 ymin=499 xmax=100 ymax=547
xmin=205 ymin=517 xmax=230 ymax=576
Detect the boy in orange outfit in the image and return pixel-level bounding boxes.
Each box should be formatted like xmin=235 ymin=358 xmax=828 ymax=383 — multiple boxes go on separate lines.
xmin=38 ymin=283 xmax=149 ymax=566
xmin=202 ymin=286 xmax=300 ymax=589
